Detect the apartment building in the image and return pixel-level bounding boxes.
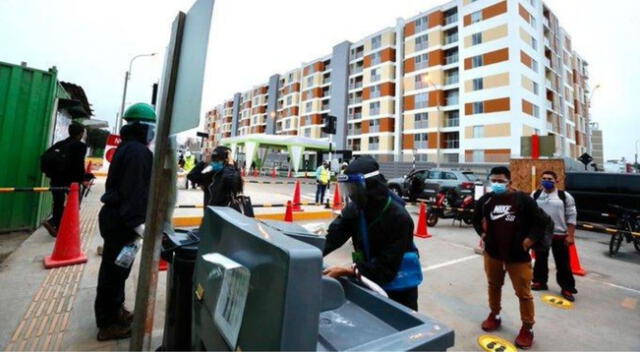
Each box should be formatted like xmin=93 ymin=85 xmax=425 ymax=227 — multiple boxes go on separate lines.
xmin=205 ymin=0 xmax=590 ymax=163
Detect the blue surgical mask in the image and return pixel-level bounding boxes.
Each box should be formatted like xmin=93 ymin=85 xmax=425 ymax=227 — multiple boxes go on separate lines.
xmin=491 ymin=183 xmax=508 ymax=194
xmin=211 ymin=161 xmax=223 ymax=172
xmin=541 ymin=180 xmax=555 ymax=190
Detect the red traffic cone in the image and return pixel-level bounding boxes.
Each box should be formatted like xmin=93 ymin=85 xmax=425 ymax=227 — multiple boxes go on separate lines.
xmin=288 ymin=169 xmax=292 ymax=178
xmin=271 ymin=168 xmax=277 ymax=178
xmin=44 ymin=183 xmax=87 ymax=269
xmin=332 ymin=186 xmax=342 ymax=211
xmin=241 ymin=167 xmax=246 ymax=177
xmin=253 ymin=168 xmax=259 ymax=177
xmin=569 ymin=243 xmax=586 ymax=276
xmin=284 ymin=201 xmax=294 ymax=222
xmin=292 ymin=180 xmax=303 ymax=212
xmin=159 ymin=258 xmax=169 ymax=271
xmin=414 ymin=202 xmax=432 ymax=238
xmin=85 ymin=160 xmax=93 ymax=173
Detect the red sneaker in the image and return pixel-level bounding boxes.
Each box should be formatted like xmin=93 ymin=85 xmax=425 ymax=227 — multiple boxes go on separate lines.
xmin=515 ymin=326 xmax=534 ymax=349
xmin=481 ymin=313 xmax=501 ymax=332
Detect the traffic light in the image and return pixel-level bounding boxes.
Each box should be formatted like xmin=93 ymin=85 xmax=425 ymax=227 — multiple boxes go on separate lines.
xmin=321 ymin=115 xmax=337 ymax=135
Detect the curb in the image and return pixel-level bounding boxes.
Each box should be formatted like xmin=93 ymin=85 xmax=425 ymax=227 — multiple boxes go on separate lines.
xmin=172 ymin=210 xmax=335 ymax=227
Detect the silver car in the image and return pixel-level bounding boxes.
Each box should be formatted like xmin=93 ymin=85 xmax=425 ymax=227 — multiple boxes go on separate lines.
xmin=422 ymin=169 xmax=478 ymax=199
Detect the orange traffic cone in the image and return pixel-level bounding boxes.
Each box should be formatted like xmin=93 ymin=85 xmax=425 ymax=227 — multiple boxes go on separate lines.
xmin=44 ymin=183 xmax=87 ymax=269
xmin=284 ymin=201 xmax=294 ymax=222
xmin=271 ymin=168 xmax=277 ymax=178
xmin=332 ymin=186 xmax=342 ymax=211
xmin=253 ymin=168 xmax=259 ymax=177
xmin=569 ymin=243 xmax=586 ymax=276
xmin=292 ymin=180 xmax=303 ymax=212
xmin=159 ymin=258 xmax=169 ymax=271
xmin=414 ymin=202 xmax=432 ymax=238
xmin=241 ymin=168 xmax=246 ymax=177
xmin=85 ymin=160 xmax=93 ymax=173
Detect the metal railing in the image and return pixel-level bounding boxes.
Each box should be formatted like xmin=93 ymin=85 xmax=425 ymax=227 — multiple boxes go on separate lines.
xmin=445 ymin=54 xmax=459 ymax=65
xmin=445 ymin=139 xmax=459 ymax=149
xmin=414 ymin=120 xmax=429 ymax=129
xmin=445 ymin=15 xmax=458 ymax=25
xmin=444 ymin=118 xmax=459 ymax=127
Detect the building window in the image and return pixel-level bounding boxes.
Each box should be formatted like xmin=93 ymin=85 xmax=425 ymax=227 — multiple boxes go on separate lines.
xmin=370 ymin=85 xmax=381 ymax=98
xmin=305 ymin=101 xmax=312 ymax=112
xmin=415 ymin=53 xmax=429 ymax=69
xmin=473 ymin=150 xmax=485 ymax=162
xmin=415 ymin=34 xmax=429 ymax=51
xmin=414 ymin=113 xmax=428 ymax=129
xmin=533 ymin=105 xmax=540 ymax=117
xmin=473 ymin=126 xmax=484 ymax=138
xmin=371 ymin=35 xmax=382 ymax=50
xmin=471 ymin=11 xmax=483 ymax=24
xmin=415 ymin=93 xmax=429 ymax=109
xmin=370 ymin=68 xmax=381 ymax=82
xmin=533 ymin=82 xmax=539 ymax=95
xmin=371 ymin=51 xmax=382 ymax=65
xmin=369 ymin=101 xmax=381 ymax=115
xmin=286 ymin=96 xmax=292 ymax=106
xmin=531 ymin=38 xmax=537 ymax=49
xmin=306 ymin=75 xmax=314 ymax=87
xmin=473 ymin=102 xmax=484 ymax=114
xmin=472 ymin=33 xmax=482 ymax=45
xmin=416 ymin=16 xmax=428 ymax=32
xmin=531 ymin=59 xmax=538 ymax=73
xmin=473 ymin=78 xmax=484 ymax=91
xmin=472 ymin=55 xmax=483 ymax=68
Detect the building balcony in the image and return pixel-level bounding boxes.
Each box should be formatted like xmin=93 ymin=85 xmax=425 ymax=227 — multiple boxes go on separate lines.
xmin=445 ymin=76 xmax=459 ymax=85
xmin=349 ymin=97 xmax=363 ymax=105
xmin=348 ymin=112 xmax=362 ymax=120
xmin=445 ymin=54 xmax=459 ymax=65
xmin=349 ymin=82 xmax=363 ymax=90
xmin=370 ymin=109 xmax=380 ymax=116
xmin=414 ymin=120 xmax=429 ymax=129
xmin=445 ymin=35 xmax=458 ymax=45
xmin=369 ymin=125 xmax=380 ymax=133
xmin=445 ymin=15 xmax=458 ymax=25
xmin=444 ymin=140 xmax=459 ymax=149
xmin=352 ymin=66 xmax=363 ymax=74
xmin=414 ymin=141 xmax=428 ymax=149
xmin=444 ymin=118 xmax=459 ymax=127
xmin=369 ymin=143 xmax=379 ymax=150
xmin=416 ymin=43 xmax=429 ymax=52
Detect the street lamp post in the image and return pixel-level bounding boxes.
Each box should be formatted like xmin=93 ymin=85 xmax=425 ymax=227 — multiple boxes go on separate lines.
xmin=586 ymin=84 xmax=601 ymax=155
xmin=635 ymin=139 xmax=640 ymax=171
xmin=422 ymin=75 xmax=442 ymax=168
xmin=117 ymin=53 xmax=157 ymax=131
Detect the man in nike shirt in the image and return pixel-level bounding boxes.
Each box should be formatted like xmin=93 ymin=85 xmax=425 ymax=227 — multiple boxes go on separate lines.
xmin=472 ymin=166 xmax=545 ymax=349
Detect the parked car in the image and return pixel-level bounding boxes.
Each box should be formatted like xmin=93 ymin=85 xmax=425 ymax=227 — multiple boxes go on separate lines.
xmin=422 ymin=169 xmax=478 ymax=199
xmin=565 ymin=172 xmax=640 ymax=225
xmin=387 ymin=169 xmax=429 ymax=199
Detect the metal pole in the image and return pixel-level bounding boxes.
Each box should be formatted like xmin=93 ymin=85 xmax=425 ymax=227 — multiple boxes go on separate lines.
xmin=635 ymin=139 xmax=639 ymax=172
xmin=118 ymin=53 xmax=157 ymax=132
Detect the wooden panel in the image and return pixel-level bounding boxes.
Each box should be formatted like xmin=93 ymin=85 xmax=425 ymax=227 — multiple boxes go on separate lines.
xmin=381 ymin=48 xmax=396 ymax=63
xmin=428 ymin=11 xmax=443 ymax=28
xmin=362 ymin=87 xmax=371 ymax=100
xmin=465 ymin=150 xmax=474 ymax=162
xmin=428 ymin=132 xmax=438 ymax=148
xmin=404 ymin=95 xmax=415 ymax=110
xmin=428 ymin=49 xmax=444 ymax=67
xmin=363 ymin=55 xmax=372 ymax=68
xmin=314 ymin=62 xmax=324 ymax=72
xmin=464 ymin=57 xmax=473 ymax=70
xmin=403 ymin=134 xmax=414 ymax=149
xmin=361 ymin=121 xmax=370 ymax=133
xmin=380 ymin=82 xmax=395 ymax=96
xmin=380 ymin=118 xmax=394 ymax=132
xmin=519 ymin=4 xmax=531 ymax=22
xmin=465 ymin=103 xmax=473 ymax=115
xmin=404 ymin=21 xmax=416 ymax=37
xmin=292 ymin=83 xmax=300 ymax=92
xmin=509 ymin=158 xmax=566 ymax=193
xmin=311 ymin=115 xmax=323 ymax=125
xmin=404 ymin=57 xmax=415 ymax=73
xmin=520 ymin=51 xmax=532 ymax=67
xmin=484 ymin=48 xmax=509 ymax=65
xmin=485 ymin=97 xmax=511 ymax=113
xmin=483 ymin=1 xmax=508 ymax=21
xmin=313 ymin=87 xmax=323 ymax=98
xmin=522 ymin=99 xmax=533 ymax=116
xmin=463 ymin=14 xmax=471 ymax=27
xmin=485 ymin=149 xmax=511 ymax=163
xmin=429 ymin=90 xmax=445 ymax=107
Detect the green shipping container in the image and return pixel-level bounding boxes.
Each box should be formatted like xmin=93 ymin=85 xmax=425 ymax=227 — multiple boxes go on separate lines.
xmin=0 ymin=62 xmax=59 ymax=232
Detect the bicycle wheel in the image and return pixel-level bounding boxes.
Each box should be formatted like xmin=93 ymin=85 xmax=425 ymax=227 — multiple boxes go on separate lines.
xmin=609 ymin=233 xmax=623 ymax=255
xmin=633 ymin=237 xmax=640 ymax=253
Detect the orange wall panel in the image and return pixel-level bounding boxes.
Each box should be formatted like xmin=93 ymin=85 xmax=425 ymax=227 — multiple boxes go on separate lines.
xmin=404 ymin=95 xmax=415 ymax=110
xmin=520 ymin=51 xmax=532 ymax=67
xmin=362 ymin=87 xmax=371 ymax=100
xmin=361 ymin=121 xmax=370 ymax=133
xmin=484 ymin=48 xmax=509 ymax=65
xmin=381 ymin=48 xmax=396 ymax=63
xmin=428 ymin=11 xmax=443 ymax=28
xmin=380 ymin=118 xmax=395 ymax=132
xmin=404 ymin=21 xmax=416 ymax=37
xmin=519 ymin=4 xmax=531 ymax=22
xmin=485 ymin=97 xmax=511 ymax=113
xmin=403 ymin=134 xmax=414 ymax=149
xmin=363 ymin=55 xmax=372 ymax=68
xmin=428 ymin=133 xmax=438 ymax=149
xmin=522 ymin=99 xmax=533 ymax=115
xmin=428 ymin=49 xmax=444 ymax=67
xmin=463 ymin=14 xmax=471 ymax=27
xmin=429 ymin=90 xmax=445 ymax=107
xmin=464 ymin=57 xmax=473 ymax=70
xmin=404 ymin=57 xmax=415 ymax=73
xmin=483 ymin=1 xmax=508 ymax=21
xmin=380 ymin=82 xmax=395 ymax=97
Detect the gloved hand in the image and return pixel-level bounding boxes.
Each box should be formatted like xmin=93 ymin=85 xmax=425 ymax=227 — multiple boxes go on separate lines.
xmin=134 ymin=224 xmax=145 ymax=237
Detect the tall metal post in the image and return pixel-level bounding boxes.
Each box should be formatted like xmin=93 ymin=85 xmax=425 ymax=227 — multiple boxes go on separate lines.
xmin=118 ymin=53 xmax=157 ymax=131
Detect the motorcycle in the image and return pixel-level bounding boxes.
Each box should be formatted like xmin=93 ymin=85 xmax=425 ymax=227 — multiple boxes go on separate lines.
xmin=427 ymin=188 xmax=474 ymax=227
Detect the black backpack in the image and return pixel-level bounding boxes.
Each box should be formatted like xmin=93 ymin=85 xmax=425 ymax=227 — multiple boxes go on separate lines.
xmin=40 ymin=140 xmax=70 ymax=179
xmin=533 ymin=189 xmax=566 ymax=207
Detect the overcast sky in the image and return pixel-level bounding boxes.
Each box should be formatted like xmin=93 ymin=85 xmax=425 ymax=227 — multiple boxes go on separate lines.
xmin=1 ymin=0 xmax=638 ymax=162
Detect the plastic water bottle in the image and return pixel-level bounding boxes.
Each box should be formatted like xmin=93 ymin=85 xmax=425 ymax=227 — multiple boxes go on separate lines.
xmin=115 ymin=238 xmax=142 ymax=268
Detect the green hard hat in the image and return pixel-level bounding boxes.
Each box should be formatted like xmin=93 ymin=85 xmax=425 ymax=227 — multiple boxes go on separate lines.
xmin=123 ymin=103 xmax=156 ymax=122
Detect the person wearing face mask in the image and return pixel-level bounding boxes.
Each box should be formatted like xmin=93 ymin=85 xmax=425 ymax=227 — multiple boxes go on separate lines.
xmin=322 ymin=156 xmax=421 ymax=310
xmin=207 ymin=146 xmax=243 ymax=207
xmin=94 ymin=103 xmax=156 ymax=341
xmin=472 ymin=166 xmax=547 ymax=349
xmin=531 ymin=171 xmax=578 ymax=302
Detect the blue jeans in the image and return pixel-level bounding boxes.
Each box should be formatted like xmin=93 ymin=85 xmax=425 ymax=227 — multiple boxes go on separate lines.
xmin=315 ymin=184 xmax=327 ymax=204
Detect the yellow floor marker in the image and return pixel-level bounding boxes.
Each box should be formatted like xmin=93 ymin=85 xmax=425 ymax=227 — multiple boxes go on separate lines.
xmin=477 ymin=335 xmax=517 ymax=352
xmin=541 ymin=294 xmax=574 ymax=309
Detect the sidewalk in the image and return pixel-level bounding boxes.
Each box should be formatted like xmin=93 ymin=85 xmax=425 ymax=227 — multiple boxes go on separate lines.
xmin=0 ymin=179 xmax=166 ymax=351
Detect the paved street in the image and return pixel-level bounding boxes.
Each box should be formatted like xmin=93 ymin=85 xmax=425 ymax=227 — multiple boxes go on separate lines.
xmin=0 ymin=177 xmax=639 ymax=351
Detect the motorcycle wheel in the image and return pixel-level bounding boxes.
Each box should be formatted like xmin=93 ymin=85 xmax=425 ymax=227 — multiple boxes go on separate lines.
xmin=427 ymin=212 xmax=439 ymax=227
xmin=609 ymin=233 xmax=623 ymax=256
xmin=463 ymin=215 xmax=473 ymax=225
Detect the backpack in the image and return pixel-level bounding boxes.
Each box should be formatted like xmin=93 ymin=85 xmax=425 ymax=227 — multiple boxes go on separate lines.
xmin=40 ymin=140 xmax=70 ymax=179
xmin=533 ymin=189 xmax=566 ymax=207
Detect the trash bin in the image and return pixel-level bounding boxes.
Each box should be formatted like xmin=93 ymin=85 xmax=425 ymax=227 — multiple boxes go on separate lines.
xmin=159 ymin=228 xmax=200 ymax=351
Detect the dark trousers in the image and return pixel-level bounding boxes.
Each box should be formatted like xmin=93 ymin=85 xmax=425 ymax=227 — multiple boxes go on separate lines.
xmin=49 ymin=189 xmax=67 ymax=228
xmin=95 ymin=207 xmax=137 ymax=328
xmin=533 ymin=236 xmax=576 ymax=293
xmin=315 ymin=184 xmax=327 ymax=204
xmin=388 ymin=287 xmax=419 ymax=311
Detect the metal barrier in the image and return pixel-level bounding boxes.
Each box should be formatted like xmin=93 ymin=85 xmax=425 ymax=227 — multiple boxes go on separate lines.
xmin=244 ymin=179 xmax=317 ymax=186
xmin=578 ymin=222 xmax=640 ymax=238
xmin=176 ymin=201 xmax=319 ymax=209
xmin=0 ymin=187 xmax=69 ymax=193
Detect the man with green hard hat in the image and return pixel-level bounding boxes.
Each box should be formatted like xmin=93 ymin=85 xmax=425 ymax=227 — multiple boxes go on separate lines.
xmin=94 ymin=103 xmax=156 ymax=341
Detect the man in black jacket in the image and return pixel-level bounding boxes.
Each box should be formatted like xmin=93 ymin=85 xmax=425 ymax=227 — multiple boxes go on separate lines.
xmin=94 ymin=103 xmax=155 ymax=341
xmin=207 ymin=146 xmax=242 ymax=207
xmin=322 ymin=156 xmax=418 ymax=310
xmin=472 ymin=166 xmax=544 ymax=349
xmin=42 ymin=123 xmax=88 ymax=237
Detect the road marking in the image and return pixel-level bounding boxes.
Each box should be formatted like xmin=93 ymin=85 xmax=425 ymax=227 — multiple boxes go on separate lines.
xmin=477 ymin=335 xmax=517 ymax=352
xmin=603 ymin=282 xmax=640 ymax=295
xmin=422 ymin=255 xmax=479 ymax=272
xmin=541 ymin=294 xmax=574 ymax=309
xmin=621 ymin=297 xmax=637 ymax=310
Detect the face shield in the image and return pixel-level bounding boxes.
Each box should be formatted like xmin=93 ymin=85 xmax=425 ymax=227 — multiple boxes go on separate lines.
xmin=337 ymin=170 xmax=381 ymax=208
xmin=126 ymin=120 xmax=156 ymax=146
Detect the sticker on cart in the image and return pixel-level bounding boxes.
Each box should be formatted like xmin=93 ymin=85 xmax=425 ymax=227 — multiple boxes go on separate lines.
xmin=541 ymin=294 xmax=574 ymax=309
xmin=477 ymin=335 xmax=517 ymax=352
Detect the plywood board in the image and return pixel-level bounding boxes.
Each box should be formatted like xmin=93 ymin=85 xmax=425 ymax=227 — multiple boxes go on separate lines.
xmin=509 ymin=158 xmax=565 ymax=194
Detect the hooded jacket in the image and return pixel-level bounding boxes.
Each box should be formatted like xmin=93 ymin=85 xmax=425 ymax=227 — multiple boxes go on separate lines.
xmin=207 ymin=164 xmax=242 ymax=207
xmin=323 ymin=157 xmax=415 ymax=285
xmin=100 ymin=123 xmax=153 ymax=229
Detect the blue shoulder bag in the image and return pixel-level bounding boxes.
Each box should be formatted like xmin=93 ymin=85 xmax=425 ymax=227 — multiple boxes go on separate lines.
xmin=358 ymin=196 xmax=423 ymax=292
